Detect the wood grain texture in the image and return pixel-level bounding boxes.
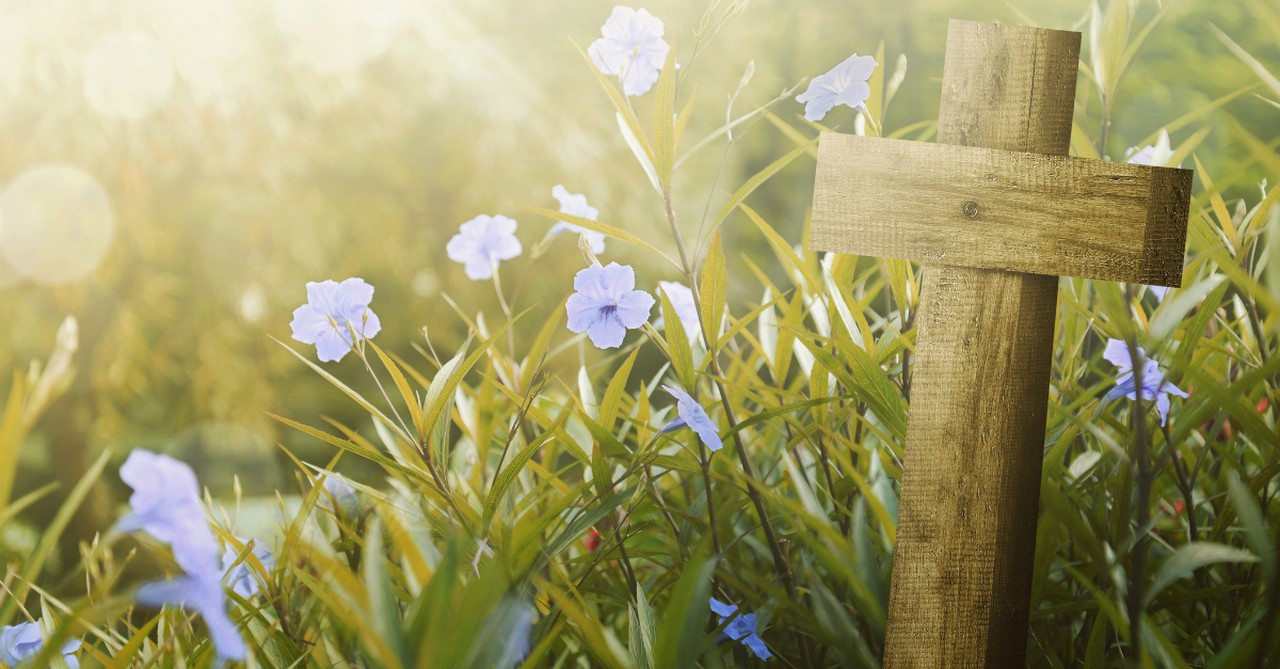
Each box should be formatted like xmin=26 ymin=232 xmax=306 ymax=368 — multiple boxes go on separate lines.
xmin=810 ymin=134 xmax=1192 ymax=285
xmin=881 ymin=20 xmax=1079 ymax=669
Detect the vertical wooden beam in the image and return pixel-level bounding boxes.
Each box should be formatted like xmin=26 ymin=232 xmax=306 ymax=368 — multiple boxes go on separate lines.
xmin=882 ymin=21 xmax=1081 ymax=668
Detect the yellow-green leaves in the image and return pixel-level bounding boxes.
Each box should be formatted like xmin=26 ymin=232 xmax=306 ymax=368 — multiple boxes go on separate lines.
xmin=698 ymin=232 xmax=727 ymax=350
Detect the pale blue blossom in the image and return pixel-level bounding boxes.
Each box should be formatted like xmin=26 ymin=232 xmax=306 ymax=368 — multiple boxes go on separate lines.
xmin=709 ymin=598 xmax=772 ymax=661
xmin=660 ymin=384 xmax=722 ymax=451
xmin=117 ymin=449 xmax=220 ymax=576
xmin=135 ymin=575 xmax=246 ymax=663
xmin=0 ymin=621 xmax=79 ymax=668
xmin=447 ymin=215 xmax=522 ymax=280
xmin=549 ymin=185 xmax=605 ymax=254
xmin=222 ymin=537 xmax=275 ymax=599
xmin=289 ymin=278 xmax=382 ymax=363
xmin=655 ymin=281 xmax=700 ymax=335
xmin=1126 ymin=129 xmax=1175 ymax=166
xmin=1148 ymin=285 xmax=1170 ymax=302
xmin=796 ymin=53 xmax=877 ymax=122
xmin=1102 ymin=338 xmax=1188 ymax=425
xmin=320 ymin=475 xmax=360 ymax=516
xmin=588 ymin=6 xmax=670 ymax=96
xmin=118 ymin=449 xmax=244 ymax=662
xmin=565 ymin=262 xmax=654 ymax=349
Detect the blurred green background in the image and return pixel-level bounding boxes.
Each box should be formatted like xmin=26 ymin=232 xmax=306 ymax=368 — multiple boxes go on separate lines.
xmin=0 ymin=0 xmax=1274 ymax=549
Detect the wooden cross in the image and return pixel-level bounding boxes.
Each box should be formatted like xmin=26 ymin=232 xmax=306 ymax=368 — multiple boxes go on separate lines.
xmin=807 ymin=20 xmax=1192 ymax=667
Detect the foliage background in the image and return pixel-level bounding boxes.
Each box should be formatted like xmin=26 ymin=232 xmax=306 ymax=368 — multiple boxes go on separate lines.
xmin=0 ymin=0 xmax=1277 ymax=666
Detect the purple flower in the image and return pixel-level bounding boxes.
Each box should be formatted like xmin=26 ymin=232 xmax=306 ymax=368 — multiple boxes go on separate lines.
xmin=549 ymin=185 xmax=605 ymax=254
xmin=1126 ymin=129 xmax=1174 ymax=166
xmin=796 ymin=53 xmax=877 ymax=122
xmin=588 ymin=6 xmax=670 ymax=96
xmin=656 ymin=281 xmax=700 ymax=336
xmin=222 ymin=537 xmax=275 ymax=599
xmin=1148 ymin=285 xmax=1170 ymax=302
xmin=1102 ymin=338 xmax=1188 ymax=425
xmin=659 ymin=384 xmax=722 ymax=451
xmin=0 ymin=621 xmax=80 ymax=668
xmin=118 ymin=449 xmax=244 ymax=662
xmin=117 ymin=450 xmax=220 ymax=575
xmin=136 ymin=575 xmax=246 ymax=663
xmin=289 ymin=278 xmax=382 ymax=363
xmin=319 ymin=475 xmax=360 ymax=516
xmin=447 ymin=214 xmax=522 ymax=280
xmin=709 ymin=598 xmax=772 ymax=661
xmin=565 ymin=262 xmax=654 ymax=349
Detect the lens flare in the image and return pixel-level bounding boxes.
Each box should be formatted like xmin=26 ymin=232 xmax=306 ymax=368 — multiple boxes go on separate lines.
xmin=0 ymin=165 xmax=115 ymax=285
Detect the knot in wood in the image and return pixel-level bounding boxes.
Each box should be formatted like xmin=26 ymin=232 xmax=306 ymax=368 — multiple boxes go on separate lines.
xmin=962 ymin=200 xmax=980 ymax=219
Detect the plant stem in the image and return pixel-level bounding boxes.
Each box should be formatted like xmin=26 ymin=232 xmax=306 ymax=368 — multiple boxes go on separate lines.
xmin=1122 ymin=285 xmax=1151 ymax=664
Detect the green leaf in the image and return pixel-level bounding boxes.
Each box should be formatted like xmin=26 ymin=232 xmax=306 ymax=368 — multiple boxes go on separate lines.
xmin=699 ymin=231 xmax=727 ymax=350
xmin=712 ymin=136 xmax=819 ymax=227
xmin=484 ymin=407 xmax=568 ymax=527
xmin=629 ymin=585 xmax=657 ymax=669
xmin=522 ymin=206 xmax=668 ymax=259
xmin=652 ymin=41 xmax=679 ymax=189
xmin=363 ymin=518 xmax=408 ymax=667
xmin=1226 ymin=470 xmax=1276 ymax=574
xmin=0 ymin=449 xmax=110 ymax=624
xmin=657 ymin=288 xmax=696 ymax=391
xmin=600 ymin=348 xmax=640 ymax=431
xmin=1146 ymin=542 xmax=1259 ymax=606
xmin=653 ymin=546 xmax=717 ymax=669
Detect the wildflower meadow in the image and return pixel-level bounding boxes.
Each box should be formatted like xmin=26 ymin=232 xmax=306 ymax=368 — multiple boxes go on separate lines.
xmin=0 ymin=0 xmax=1277 ymax=667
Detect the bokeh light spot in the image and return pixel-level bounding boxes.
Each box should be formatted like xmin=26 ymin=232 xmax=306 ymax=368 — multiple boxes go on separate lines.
xmin=82 ymin=30 xmax=176 ymax=121
xmin=0 ymin=165 xmax=115 ymax=285
xmin=272 ymin=0 xmax=403 ymax=74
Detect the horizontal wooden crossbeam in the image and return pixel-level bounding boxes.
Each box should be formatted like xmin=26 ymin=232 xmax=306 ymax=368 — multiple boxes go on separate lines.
xmin=810 ymin=133 xmax=1192 ymax=286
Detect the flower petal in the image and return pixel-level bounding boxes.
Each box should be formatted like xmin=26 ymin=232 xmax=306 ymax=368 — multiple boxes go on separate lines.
xmin=289 ymin=304 xmax=331 ymax=345
xmin=614 ymin=290 xmax=655 ymax=329
xmin=586 ymin=311 xmax=627 ymax=349
xmin=314 ymin=328 xmax=353 ymax=362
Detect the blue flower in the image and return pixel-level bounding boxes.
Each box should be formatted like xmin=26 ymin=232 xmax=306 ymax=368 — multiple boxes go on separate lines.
xmin=796 ymin=53 xmax=877 ymax=122
xmin=447 ymin=214 xmax=522 ymax=280
xmin=655 ymin=281 xmax=700 ymax=336
xmin=709 ymin=598 xmax=772 ymax=661
xmin=0 ymin=621 xmax=80 ymax=668
xmin=659 ymin=384 xmax=722 ymax=451
xmin=549 ymin=185 xmax=605 ymax=254
xmin=135 ymin=575 xmax=246 ymax=663
xmin=1126 ymin=130 xmax=1175 ymax=167
xmin=565 ymin=262 xmax=654 ymax=349
xmin=1102 ymin=338 xmax=1188 ymax=425
xmin=222 ymin=537 xmax=275 ymax=599
xmin=1147 ymin=285 xmax=1170 ymax=302
xmin=118 ymin=449 xmax=244 ymax=663
xmin=117 ymin=450 xmax=221 ymax=575
xmin=588 ymin=6 xmax=670 ymax=96
xmin=319 ymin=475 xmax=360 ymax=516
xmin=289 ymin=278 xmax=382 ymax=363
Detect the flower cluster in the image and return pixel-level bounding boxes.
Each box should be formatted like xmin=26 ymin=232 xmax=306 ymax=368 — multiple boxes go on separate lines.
xmin=1101 ymin=338 xmax=1188 ymax=425
xmin=117 ymin=450 xmax=246 ymax=662
xmin=0 ymin=621 xmax=80 ymax=667
xmin=710 ymin=598 xmax=772 ymax=660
